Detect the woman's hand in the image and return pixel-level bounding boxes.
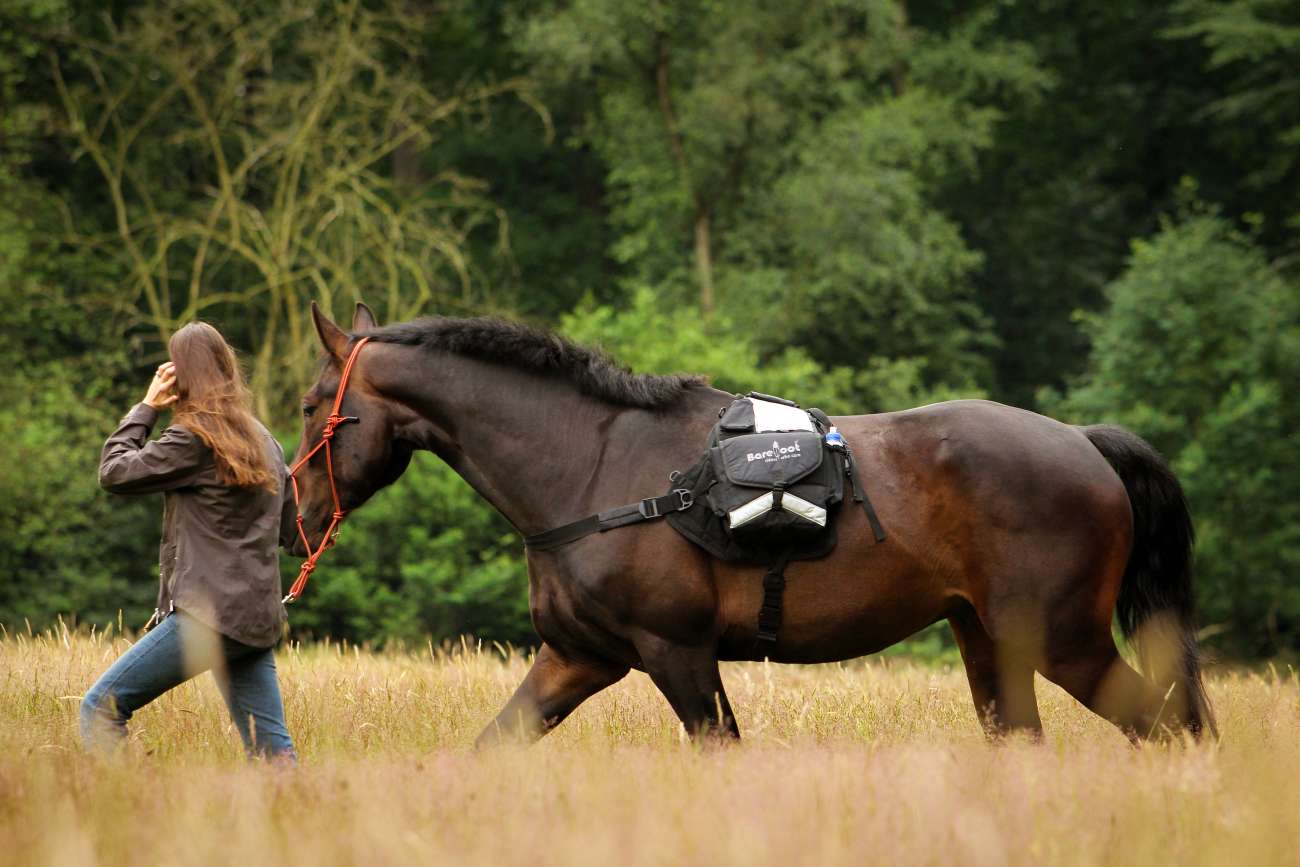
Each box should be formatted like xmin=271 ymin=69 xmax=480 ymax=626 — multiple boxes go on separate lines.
xmin=144 ymin=362 xmax=179 ymax=410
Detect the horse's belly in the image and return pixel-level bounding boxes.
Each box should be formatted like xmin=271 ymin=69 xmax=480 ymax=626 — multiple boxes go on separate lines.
xmin=717 ymin=609 xmax=943 ymax=664
xmin=714 ymin=537 xmax=955 ymax=664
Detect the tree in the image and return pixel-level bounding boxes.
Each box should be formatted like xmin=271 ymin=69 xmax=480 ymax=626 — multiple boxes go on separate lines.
xmin=561 ymin=287 xmax=980 ymax=414
xmin=519 ymin=0 xmax=1047 ymax=398
xmin=1044 ymin=210 xmax=1300 ymax=656
xmin=521 ymin=0 xmax=846 ymax=313
xmin=1167 ymin=0 xmax=1300 ymax=239
xmin=417 ymin=0 xmax=619 ymax=322
xmin=0 ymin=0 xmax=161 ymax=633
xmin=47 ymin=0 xmax=535 ymax=421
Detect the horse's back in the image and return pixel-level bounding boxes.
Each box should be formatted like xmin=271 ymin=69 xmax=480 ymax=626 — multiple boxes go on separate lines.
xmin=842 ymin=398 xmax=1123 ymax=500
xmin=842 ymin=399 xmax=1130 ymax=553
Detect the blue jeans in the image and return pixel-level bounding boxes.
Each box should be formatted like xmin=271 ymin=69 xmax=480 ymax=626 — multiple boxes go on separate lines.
xmin=81 ymin=610 xmax=296 ymax=760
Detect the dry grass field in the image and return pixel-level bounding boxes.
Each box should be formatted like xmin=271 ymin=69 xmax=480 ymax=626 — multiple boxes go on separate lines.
xmin=3 ymin=623 xmax=1298 ymax=867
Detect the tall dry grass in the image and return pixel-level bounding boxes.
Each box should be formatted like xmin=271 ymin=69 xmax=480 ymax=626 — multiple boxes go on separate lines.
xmin=2 ymin=622 xmax=1297 ymax=866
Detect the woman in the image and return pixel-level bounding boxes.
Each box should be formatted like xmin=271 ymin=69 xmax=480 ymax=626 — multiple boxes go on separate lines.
xmin=81 ymin=322 xmax=297 ymax=760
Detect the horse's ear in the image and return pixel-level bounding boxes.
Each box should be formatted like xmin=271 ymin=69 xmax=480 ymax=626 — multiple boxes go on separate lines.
xmin=312 ymin=301 xmax=350 ymax=361
xmin=352 ymin=301 xmax=378 ymax=332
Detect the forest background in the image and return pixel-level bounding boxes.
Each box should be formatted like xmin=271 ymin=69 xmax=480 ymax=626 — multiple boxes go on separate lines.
xmin=1 ymin=0 xmax=1295 ymax=660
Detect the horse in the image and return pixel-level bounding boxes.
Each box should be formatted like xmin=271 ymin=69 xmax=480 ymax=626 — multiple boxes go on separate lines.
xmin=289 ymin=301 xmax=1216 ymax=744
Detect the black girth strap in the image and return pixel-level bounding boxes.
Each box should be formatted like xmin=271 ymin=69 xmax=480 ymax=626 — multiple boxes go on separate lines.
xmin=524 ymin=489 xmax=695 ymax=551
xmin=754 ymin=549 xmax=793 ymax=651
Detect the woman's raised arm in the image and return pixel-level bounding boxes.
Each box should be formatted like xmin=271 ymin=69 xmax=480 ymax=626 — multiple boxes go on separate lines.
xmin=98 ymin=405 xmax=209 ymax=494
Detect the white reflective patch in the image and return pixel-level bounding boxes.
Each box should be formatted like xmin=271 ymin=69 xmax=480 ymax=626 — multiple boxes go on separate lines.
xmin=782 ymin=492 xmax=827 ymax=527
xmin=728 ymin=492 xmax=774 ymax=529
xmin=751 ymin=399 xmax=815 ymax=433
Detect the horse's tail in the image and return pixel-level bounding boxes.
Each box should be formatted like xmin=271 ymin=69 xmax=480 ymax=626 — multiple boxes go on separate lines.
xmin=1081 ymin=424 xmax=1217 ymax=738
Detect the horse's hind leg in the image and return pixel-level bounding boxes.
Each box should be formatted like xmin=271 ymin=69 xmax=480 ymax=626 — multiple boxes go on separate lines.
xmin=475 ymin=643 xmax=628 ymax=747
xmin=636 ymin=635 xmax=739 ymax=739
xmin=1041 ymin=629 xmax=1171 ymax=742
xmin=949 ymin=605 xmax=1043 ymax=738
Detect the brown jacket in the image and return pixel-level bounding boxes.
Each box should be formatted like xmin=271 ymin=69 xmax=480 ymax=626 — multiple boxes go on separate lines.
xmin=99 ymin=403 xmax=295 ymax=647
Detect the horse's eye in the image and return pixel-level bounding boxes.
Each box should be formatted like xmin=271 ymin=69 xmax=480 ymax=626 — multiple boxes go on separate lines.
xmin=302 ymin=404 xmax=316 ymax=418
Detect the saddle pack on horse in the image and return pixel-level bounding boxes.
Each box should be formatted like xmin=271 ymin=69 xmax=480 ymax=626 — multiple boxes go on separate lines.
xmin=525 ymin=392 xmax=886 ymax=648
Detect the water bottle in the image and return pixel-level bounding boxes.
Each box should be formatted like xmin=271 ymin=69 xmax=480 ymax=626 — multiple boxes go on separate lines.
xmin=824 ymin=426 xmax=845 ymax=449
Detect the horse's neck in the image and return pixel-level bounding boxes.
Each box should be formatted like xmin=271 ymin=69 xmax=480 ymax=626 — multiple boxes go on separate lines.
xmin=379 ymin=347 xmax=722 ymax=534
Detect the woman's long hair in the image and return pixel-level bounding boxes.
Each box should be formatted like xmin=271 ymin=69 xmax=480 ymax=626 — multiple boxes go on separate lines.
xmin=168 ymin=322 xmax=276 ymax=491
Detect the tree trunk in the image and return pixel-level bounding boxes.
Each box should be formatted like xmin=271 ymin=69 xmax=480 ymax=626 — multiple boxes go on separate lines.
xmin=693 ymin=206 xmax=715 ymax=316
xmin=891 ymin=0 xmax=909 ymax=97
xmin=655 ymin=33 xmax=715 ymax=316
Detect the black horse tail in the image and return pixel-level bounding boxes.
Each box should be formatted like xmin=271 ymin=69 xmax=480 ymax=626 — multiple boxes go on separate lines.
xmin=1082 ymin=424 xmax=1217 ymax=738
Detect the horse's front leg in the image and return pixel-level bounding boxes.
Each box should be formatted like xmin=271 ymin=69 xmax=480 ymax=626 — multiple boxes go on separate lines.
xmin=636 ymin=634 xmax=739 ymax=740
xmin=475 ymin=643 xmax=628 ymax=747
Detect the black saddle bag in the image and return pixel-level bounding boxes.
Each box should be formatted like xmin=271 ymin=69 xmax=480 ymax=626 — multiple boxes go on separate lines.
xmin=707 ymin=431 xmax=841 ymax=542
xmin=666 ymin=394 xmax=843 ymax=563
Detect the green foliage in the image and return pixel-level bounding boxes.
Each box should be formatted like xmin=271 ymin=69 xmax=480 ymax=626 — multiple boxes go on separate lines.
xmin=0 ymin=252 xmax=161 ymax=634
xmin=1045 ymin=212 xmax=1300 ymax=656
xmin=561 ymin=288 xmax=855 ymax=410
xmin=282 ymin=454 xmax=532 ymax=648
xmin=880 ymin=622 xmax=962 ymax=667
xmin=2 ymin=0 xmax=1297 ymax=658
xmin=0 ymin=0 xmax=160 ymax=634
xmin=1166 ymin=0 xmax=1300 ymax=230
xmin=43 ymin=0 xmax=534 ymax=424
xmin=519 ymin=0 xmax=1030 ymax=398
xmin=765 ymin=89 xmax=996 ymax=383
xmin=0 ymin=372 xmax=158 ymax=631
xmin=561 ymin=288 xmax=980 ymax=413
xmin=945 ymin=1 xmax=1226 ymax=404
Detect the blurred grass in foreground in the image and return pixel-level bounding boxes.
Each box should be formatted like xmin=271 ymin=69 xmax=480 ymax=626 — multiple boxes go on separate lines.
xmin=2 ymin=623 xmax=1298 ymax=866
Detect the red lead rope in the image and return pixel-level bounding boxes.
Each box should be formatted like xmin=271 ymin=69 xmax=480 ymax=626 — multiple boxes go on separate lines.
xmin=283 ymin=337 xmax=371 ymax=603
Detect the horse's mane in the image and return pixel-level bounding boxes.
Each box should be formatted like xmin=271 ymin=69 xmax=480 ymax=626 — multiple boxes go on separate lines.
xmin=359 ymin=317 xmax=708 ymax=410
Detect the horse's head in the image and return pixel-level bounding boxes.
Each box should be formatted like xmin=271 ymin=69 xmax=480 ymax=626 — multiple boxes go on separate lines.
xmin=288 ymin=301 xmax=414 ymax=555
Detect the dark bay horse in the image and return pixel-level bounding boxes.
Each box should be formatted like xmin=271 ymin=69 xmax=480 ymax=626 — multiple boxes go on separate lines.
xmin=291 ymin=301 xmax=1215 ymax=744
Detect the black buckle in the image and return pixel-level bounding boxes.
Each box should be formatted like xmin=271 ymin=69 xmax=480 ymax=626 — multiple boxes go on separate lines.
xmin=639 ymin=489 xmax=694 ymax=519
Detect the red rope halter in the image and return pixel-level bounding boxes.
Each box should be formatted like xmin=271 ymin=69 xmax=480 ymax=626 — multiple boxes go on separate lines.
xmin=284 ymin=337 xmax=371 ymax=603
